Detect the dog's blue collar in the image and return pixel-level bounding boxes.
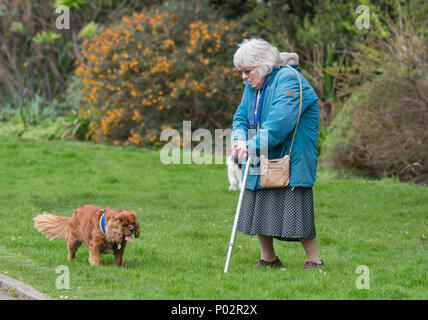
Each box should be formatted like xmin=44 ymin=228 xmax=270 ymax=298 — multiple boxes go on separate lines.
xmin=99 ymin=210 xmax=106 ymax=235
xmin=99 ymin=210 xmax=121 ymax=250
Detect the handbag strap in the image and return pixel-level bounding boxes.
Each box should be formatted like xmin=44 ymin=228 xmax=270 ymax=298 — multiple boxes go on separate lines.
xmin=284 ymin=65 xmax=303 ymax=156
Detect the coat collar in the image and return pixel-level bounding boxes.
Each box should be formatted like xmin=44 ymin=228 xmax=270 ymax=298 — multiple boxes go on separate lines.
xmin=247 ymin=65 xmax=300 ymax=94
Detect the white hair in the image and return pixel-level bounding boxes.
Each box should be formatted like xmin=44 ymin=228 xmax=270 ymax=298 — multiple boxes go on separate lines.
xmin=233 ymin=37 xmax=281 ymax=78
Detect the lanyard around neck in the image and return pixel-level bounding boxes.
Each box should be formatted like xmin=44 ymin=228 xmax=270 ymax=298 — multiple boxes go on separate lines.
xmin=249 ymin=77 xmax=268 ymax=130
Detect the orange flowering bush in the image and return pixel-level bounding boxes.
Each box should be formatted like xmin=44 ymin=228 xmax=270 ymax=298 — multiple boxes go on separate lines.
xmin=75 ymin=3 xmax=246 ymax=146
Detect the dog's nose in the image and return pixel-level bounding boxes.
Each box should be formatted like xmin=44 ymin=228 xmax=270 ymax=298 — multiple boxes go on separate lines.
xmin=129 ymin=227 xmax=134 ymax=233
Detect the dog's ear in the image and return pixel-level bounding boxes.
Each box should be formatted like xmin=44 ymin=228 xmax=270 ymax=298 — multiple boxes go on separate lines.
xmin=131 ymin=211 xmax=141 ymax=238
xmin=106 ymin=216 xmax=122 ymax=243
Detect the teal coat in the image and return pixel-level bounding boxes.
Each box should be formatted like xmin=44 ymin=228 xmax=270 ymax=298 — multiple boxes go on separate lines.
xmin=232 ymin=65 xmax=320 ymax=189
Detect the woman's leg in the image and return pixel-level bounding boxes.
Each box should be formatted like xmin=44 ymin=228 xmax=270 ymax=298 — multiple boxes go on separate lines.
xmin=258 ymin=235 xmax=277 ymax=262
xmin=300 ymin=237 xmax=322 ymax=263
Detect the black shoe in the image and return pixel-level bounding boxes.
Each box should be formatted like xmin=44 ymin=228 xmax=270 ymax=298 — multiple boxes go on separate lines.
xmin=303 ymin=260 xmax=324 ymax=269
xmin=255 ymin=256 xmax=284 ymax=268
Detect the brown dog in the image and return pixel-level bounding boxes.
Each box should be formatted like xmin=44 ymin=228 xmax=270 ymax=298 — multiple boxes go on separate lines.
xmin=34 ymin=204 xmax=140 ymax=267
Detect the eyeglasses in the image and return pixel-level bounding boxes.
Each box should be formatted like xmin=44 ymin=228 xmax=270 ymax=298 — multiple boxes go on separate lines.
xmin=239 ymin=68 xmax=255 ymax=76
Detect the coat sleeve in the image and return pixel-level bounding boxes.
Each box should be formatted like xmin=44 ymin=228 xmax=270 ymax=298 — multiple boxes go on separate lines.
xmin=247 ymin=71 xmax=306 ymax=154
xmin=232 ymin=84 xmax=250 ymax=142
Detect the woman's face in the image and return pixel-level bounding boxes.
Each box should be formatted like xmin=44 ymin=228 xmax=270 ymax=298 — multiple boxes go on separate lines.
xmin=240 ymin=67 xmax=265 ymax=89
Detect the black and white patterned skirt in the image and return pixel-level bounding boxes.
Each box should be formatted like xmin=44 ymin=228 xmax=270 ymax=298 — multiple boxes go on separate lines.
xmin=237 ymin=187 xmax=316 ymax=242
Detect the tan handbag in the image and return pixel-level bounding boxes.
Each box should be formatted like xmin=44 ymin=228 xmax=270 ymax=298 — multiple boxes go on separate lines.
xmin=260 ymin=65 xmax=303 ymax=188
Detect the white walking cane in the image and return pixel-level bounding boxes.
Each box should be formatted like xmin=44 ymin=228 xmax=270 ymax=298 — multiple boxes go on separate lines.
xmin=224 ymin=154 xmax=253 ymax=274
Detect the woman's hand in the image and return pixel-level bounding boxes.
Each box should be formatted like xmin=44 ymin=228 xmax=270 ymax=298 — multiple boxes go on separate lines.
xmin=232 ymin=140 xmax=248 ymax=160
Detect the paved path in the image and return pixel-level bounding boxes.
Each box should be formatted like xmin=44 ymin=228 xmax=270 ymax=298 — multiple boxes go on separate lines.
xmin=0 ymin=291 xmax=17 ymax=300
xmin=0 ymin=274 xmax=52 ymax=300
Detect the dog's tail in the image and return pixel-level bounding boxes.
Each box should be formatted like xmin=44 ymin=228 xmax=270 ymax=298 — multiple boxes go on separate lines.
xmin=34 ymin=213 xmax=71 ymax=241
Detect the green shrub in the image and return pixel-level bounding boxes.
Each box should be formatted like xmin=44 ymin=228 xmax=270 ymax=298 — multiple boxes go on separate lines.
xmin=322 ymin=6 xmax=428 ymax=185
xmin=0 ymin=95 xmax=57 ymax=127
xmin=75 ymin=1 xmax=245 ymax=146
xmin=317 ymin=125 xmax=327 ymax=157
xmin=56 ymin=109 xmax=91 ymax=141
xmin=322 ymin=67 xmax=428 ymax=185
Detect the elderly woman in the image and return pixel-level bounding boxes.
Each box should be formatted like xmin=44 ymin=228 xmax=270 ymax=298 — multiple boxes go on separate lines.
xmin=231 ymin=38 xmax=323 ymax=269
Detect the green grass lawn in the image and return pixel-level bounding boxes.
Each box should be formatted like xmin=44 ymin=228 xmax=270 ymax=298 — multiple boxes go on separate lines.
xmin=0 ymin=137 xmax=427 ymax=300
